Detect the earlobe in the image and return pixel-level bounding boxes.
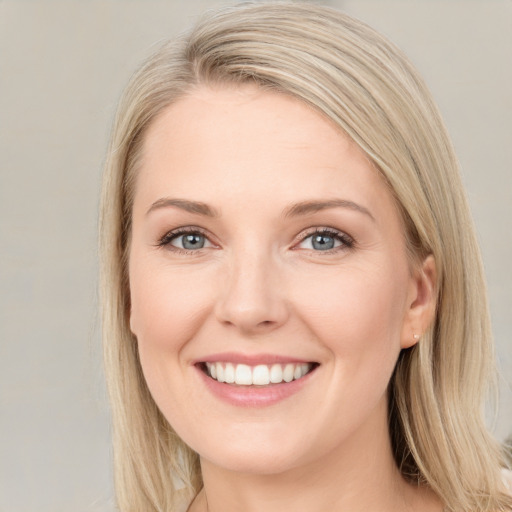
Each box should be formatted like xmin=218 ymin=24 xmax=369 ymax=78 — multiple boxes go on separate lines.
xmin=401 ymin=254 xmax=437 ymax=349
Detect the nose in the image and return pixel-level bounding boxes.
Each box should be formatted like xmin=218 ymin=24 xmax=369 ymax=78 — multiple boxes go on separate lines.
xmin=214 ymin=248 xmax=289 ymax=335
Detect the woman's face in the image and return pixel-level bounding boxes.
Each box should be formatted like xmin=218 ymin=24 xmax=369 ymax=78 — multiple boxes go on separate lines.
xmin=129 ymin=85 xmax=432 ymax=475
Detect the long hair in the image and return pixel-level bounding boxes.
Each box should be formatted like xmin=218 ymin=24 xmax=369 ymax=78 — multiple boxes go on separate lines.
xmin=99 ymin=3 xmax=511 ymax=511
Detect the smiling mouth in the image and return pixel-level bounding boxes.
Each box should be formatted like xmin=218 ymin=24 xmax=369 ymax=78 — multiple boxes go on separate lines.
xmin=199 ymin=362 xmax=319 ymax=386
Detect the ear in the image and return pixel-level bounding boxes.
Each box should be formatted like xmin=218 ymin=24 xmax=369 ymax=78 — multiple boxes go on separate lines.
xmin=401 ymin=254 xmax=437 ymax=349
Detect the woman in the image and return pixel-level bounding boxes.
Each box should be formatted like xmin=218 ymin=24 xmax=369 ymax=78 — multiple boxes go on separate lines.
xmin=99 ymin=2 xmax=512 ymax=511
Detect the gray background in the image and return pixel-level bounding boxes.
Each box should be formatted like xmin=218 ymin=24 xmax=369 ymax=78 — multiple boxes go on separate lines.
xmin=1 ymin=1 xmax=510 ymax=511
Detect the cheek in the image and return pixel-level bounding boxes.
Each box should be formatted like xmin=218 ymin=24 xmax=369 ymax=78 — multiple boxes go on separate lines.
xmin=292 ymin=263 xmax=408 ymax=375
xmin=128 ymin=257 xmax=216 ymax=402
xmin=286 ymin=265 xmax=408 ymax=443
xmin=130 ymin=257 xmax=213 ymax=346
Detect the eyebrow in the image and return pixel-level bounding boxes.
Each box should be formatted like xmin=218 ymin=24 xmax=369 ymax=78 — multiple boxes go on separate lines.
xmin=146 ymin=198 xmax=219 ymax=217
xmin=146 ymin=197 xmax=374 ymax=222
xmin=283 ymin=199 xmax=375 ymax=222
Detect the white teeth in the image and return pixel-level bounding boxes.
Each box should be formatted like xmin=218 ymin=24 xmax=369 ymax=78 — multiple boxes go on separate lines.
xmin=269 ymin=364 xmax=283 ymax=383
xmin=205 ymin=362 xmax=313 ymax=386
xmin=224 ymin=362 xmax=235 ymax=383
xmin=283 ymin=363 xmax=294 ymax=383
xmin=252 ymin=364 xmax=270 ymax=385
xmin=216 ymin=363 xmax=224 ymax=383
xmin=235 ymin=364 xmax=252 ymax=385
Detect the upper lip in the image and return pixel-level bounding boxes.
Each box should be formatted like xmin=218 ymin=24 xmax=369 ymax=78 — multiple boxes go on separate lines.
xmin=193 ymin=352 xmax=317 ymax=365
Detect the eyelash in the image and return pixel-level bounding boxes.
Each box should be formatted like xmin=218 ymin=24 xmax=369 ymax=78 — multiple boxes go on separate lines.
xmin=156 ymin=226 xmax=354 ymax=255
xmin=156 ymin=227 xmax=212 ymax=255
xmin=294 ymin=227 xmax=355 ymax=254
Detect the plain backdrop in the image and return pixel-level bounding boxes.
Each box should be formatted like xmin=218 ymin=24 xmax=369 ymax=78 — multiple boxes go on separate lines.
xmin=1 ymin=1 xmax=510 ymax=511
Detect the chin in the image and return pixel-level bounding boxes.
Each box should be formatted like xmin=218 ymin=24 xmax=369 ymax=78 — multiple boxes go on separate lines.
xmin=203 ymin=447 xmax=302 ymax=476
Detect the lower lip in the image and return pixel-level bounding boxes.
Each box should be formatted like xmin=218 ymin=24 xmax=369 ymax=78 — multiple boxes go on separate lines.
xmin=195 ymin=365 xmax=317 ymax=407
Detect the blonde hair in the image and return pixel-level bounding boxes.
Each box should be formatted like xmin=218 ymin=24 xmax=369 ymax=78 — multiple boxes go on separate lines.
xmin=99 ymin=2 xmax=511 ymax=511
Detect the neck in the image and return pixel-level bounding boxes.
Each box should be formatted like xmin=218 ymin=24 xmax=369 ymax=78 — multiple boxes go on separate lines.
xmin=191 ymin=399 xmax=440 ymax=512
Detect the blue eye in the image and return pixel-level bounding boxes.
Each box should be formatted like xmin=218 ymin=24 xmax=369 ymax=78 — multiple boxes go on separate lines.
xmin=158 ymin=229 xmax=213 ymax=251
xmin=298 ymin=229 xmax=352 ymax=251
xmin=172 ymin=233 xmax=207 ymax=250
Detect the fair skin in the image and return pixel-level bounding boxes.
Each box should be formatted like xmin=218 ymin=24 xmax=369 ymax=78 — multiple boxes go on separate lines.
xmin=128 ymin=84 xmax=441 ymax=512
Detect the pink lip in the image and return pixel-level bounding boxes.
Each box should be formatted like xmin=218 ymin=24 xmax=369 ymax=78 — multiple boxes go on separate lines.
xmin=194 ymin=360 xmax=318 ymax=408
xmin=194 ymin=352 xmax=313 ymax=365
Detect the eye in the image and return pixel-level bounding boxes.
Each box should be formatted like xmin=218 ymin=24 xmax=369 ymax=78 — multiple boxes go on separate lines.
xmin=158 ymin=228 xmax=214 ymax=252
xmin=297 ymin=228 xmax=353 ymax=252
xmin=172 ymin=233 xmax=209 ymax=250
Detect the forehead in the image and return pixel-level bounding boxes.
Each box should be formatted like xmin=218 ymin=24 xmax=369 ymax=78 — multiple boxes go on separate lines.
xmin=135 ymin=84 xmax=398 ymax=224
xmin=142 ymin=84 xmax=355 ymax=168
